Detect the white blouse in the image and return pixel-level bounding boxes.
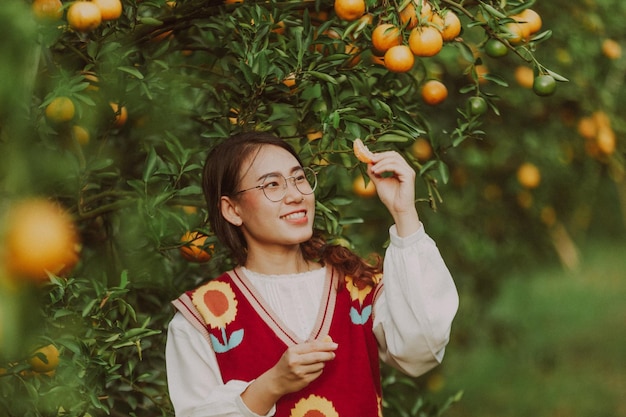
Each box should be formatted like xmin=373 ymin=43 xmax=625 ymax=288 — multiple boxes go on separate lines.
xmin=166 ymin=224 xmax=459 ymax=417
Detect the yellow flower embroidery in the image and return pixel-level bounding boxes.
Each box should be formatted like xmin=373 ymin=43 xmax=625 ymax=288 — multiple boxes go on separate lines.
xmin=192 ymin=280 xmax=238 ymax=329
xmin=345 ymin=274 xmax=373 ymax=304
xmin=290 ymin=395 xmax=339 ymax=417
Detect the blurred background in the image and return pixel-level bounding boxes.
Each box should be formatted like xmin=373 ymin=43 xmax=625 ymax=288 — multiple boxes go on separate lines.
xmin=0 ymin=0 xmax=624 ymax=416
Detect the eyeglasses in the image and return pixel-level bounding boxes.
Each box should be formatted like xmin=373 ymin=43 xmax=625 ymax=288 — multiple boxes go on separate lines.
xmin=234 ymin=167 xmax=317 ymax=202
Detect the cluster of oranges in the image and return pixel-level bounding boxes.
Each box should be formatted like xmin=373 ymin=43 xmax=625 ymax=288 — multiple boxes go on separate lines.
xmin=334 ymin=0 xmax=460 ymax=105
xmin=44 ymin=94 xmax=128 ymax=145
xmin=32 ymin=0 xmax=123 ymax=32
xmin=334 ymin=0 xmax=460 ymax=71
xmin=577 ymin=111 xmax=617 ymax=159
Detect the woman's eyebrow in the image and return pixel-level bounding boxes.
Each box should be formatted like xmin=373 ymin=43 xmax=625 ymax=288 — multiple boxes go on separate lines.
xmin=255 ymin=166 xmax=303 ymax=181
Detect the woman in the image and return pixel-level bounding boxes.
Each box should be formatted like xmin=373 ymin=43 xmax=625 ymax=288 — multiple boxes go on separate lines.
xmin=166 ymin=132 xmax=458 ymax=417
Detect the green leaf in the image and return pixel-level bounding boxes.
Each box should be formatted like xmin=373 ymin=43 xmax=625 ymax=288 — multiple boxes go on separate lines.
xmin=118 ymin=66 xmax=145 ymax=80
xmin=377 ymin=133 xmax=411 ymax=143
xmin=307 ymin=71 xmax=339 ymax=84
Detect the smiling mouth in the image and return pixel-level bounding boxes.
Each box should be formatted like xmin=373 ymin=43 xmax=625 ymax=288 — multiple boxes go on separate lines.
xmin=281 ymin=211 xmax=306 ymax=220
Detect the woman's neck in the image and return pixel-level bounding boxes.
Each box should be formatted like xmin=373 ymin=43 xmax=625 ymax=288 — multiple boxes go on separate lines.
xmin=244 ymin=247 xmax=315 ymax=275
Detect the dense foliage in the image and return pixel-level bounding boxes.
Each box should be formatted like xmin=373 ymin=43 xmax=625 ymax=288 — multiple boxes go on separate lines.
xmin=0 ymin=0 xmax=623 ymax=415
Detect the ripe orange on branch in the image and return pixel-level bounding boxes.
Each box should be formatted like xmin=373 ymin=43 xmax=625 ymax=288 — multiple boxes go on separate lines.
xmin=180 ymin=232 xmax=213 ymax=263
xmin=383 ymin=45 xmax=415 ymax=73
xmin=32 ymin=0 xmax=63 ymax=22
xmin=421 ymin=80 xmax=448 ymax=105
xmin=432 ymin=10 xmax=462 ymax=42
xmin=92 ymin=0 xmax=123 ymax=21
xmin=334 ymin=0 xmax=365 ymax=21
xmin=29 ymin=344 xmax=60 ymax=373
xmin=67 ymin=1 xmax=102 ymax=32
xmin=517 ymin=9 xmax=542 ymax=36
xmin=408 ymin=26 xmax=443 ymax=57
xmin=352 ymin=176 xmax=377 ymax=198
xmin=371 ymin=24 xmax=403 ymax=55
xmin=109 ymin=102 xmax=128 ymax=128
xmin=399 ymin=0 xmax=433 ymax=30
xmin=45 ymin=96 xmax=75 ymax=124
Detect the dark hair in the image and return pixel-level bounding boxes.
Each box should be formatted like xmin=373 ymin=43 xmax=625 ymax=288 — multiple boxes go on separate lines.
xmin=202 ymin=132 xmax=381 ymax=288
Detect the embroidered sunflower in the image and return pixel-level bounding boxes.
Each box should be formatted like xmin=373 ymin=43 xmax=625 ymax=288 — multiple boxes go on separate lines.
xmin=345 ymin=274 xmax=373 ymax=304
xmin=191 ymin=280 xmax=238 ymax=329
xmin=290 ymin=395 xmax=339 ymax=417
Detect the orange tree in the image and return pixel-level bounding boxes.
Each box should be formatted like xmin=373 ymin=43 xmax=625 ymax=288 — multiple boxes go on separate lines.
xmin=2 ymin=0 xmax=622 ymax=415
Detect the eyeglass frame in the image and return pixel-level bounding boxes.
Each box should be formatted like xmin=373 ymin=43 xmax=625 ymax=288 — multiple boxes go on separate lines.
xmin=232 ymin=166 xmax=318 ymax=202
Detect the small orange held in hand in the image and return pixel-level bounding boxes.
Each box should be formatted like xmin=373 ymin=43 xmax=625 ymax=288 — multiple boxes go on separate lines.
xmin=353 ymin=138 xmax=375 ymax=163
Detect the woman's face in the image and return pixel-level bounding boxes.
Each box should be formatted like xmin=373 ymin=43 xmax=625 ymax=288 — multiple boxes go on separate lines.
xmin=221 ymin=145 xmax=316 ymax=255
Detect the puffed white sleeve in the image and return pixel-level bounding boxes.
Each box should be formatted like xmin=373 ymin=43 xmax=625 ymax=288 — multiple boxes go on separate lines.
xmin=166 ymin=312 xmax=275 ymax=417
xmin=373 ymin=224 xmax=459 ymax=377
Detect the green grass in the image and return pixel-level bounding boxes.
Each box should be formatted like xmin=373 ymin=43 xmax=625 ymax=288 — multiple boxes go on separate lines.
xmin=436 ymin=239 xmax=626 ymax=417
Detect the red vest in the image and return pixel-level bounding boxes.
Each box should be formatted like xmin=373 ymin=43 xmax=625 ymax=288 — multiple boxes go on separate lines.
xmin=173 ymin=267 xmax=384 ymax=417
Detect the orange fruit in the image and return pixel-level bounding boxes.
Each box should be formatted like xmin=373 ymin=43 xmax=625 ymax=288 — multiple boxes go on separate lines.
xmin=505 ymin=18 xmax=530 ymax=44
xmin=399 ymin=0 xmax=432 ymax=30
xmin=344 ymin=43 xmax=361 ymax=67
xmin=180 ymin=231 xmax=213 ymax=263
xmin=29 ymin=344 xmax=60 ymax=373
xmin=72 ymin=125 xmax=90 ymax=145
xmin=306 ymin=130 xmax=323 ymax=141
xmin=596 ymin=125 xmax=616 ymax=155
xmin=514 ymin=65 xmax=534 ymax=88
xmin=577 ymin=117 xmax=596 ymax=140
xmin=4 ymin=198 xmax=80 ymax=281
xmin=353 ymin=138 xmax=375 ymax=163
xmin=371 ymin=24 xmax=403 ymax=54
xmin=67 ymin=1 xmax=102 ymax=32
xmin=432 ymin=10 xmax=461 ymax=42
xmin=92 ymin=0 xmax=123 ymax=21
xmin=383 ymin=44 xmax=415 ymax=73
xmin=109 ymin=102 xmax=128 ymax=128
xmin=282 ymin=73 xmax=296 ymax=88
xmin=352 ymin=176 xmax=377 ymax=198
xmin=334 ymin=0 xmax=366 ymax=22
xmin=517 ymin=9 xmax=542 ymax=35
xmin=410 ymin=138 xmax=433 ymax=161
xmin=45 ymin=97 xmax=75 ymax=123
xmin=601 ymin=38 xmax=621 ymax=60
xmin=408 ymin=26 xmax=443 ymax=57
xmin=516 ymin=162 xmax=541 ymax=189
xmin=32 ymin=0 xmax=63 ymax=21
xmin=82 ymin=71 xmax=100 ymax=91
xmin=421 ymin=80 xmax=448 ymax=105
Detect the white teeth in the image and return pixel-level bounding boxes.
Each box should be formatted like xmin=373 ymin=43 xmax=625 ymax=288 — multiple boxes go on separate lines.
xmin=282 ymin=212 xmax=305 ymax=220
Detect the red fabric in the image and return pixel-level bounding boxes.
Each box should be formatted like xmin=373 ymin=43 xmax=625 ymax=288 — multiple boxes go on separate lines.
xmin=180 ymin=270 xmax=383 ymax=417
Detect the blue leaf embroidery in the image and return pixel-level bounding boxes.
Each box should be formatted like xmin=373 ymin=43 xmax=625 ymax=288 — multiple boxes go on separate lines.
xmin=210 ymin=328 xmax=245 ymax=353
xmin=227 ymin=329 xmax=244 ymax=350
xmin=209 ymin=333 xmax=228 ymax=353
xmin=350 ymin=305 xmax=372 ymax=325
